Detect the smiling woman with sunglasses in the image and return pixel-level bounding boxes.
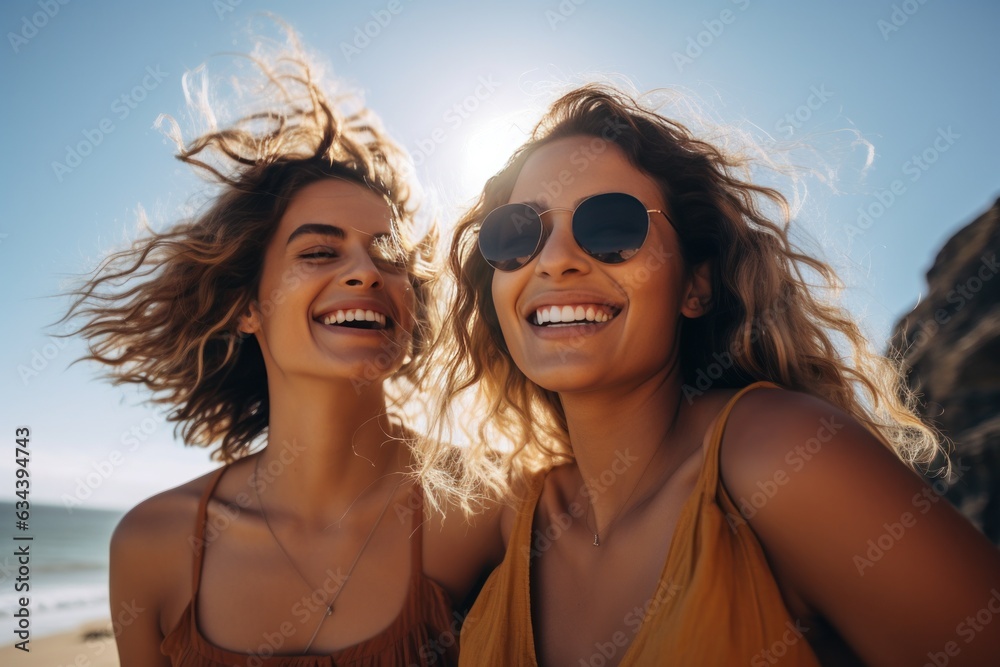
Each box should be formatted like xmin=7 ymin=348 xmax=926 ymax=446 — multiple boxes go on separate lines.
xmin=435 ymin=85 xmax=1000 ymax=666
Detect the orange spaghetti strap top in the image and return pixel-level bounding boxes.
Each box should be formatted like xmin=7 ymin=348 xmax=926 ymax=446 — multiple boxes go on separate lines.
xmin=459 ymin=381 xmax=823 ymax=666
xmin=161 ymin=465 xmax=459 ymax=666
xmin=190 ymin=466 xmax=228 ymax=597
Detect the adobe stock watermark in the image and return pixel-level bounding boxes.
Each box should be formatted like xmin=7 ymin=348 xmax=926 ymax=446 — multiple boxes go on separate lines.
xmin=725 ymin=415 xmax=845 ymax=532
xmin=774 ymin=85 xmax=834 ymax=139
xmin=51 ymin=65 xmax=169 ymax=182
xmin=898 ymin=252 xmax=999 ymax=358
xmin=578 ymin=577 xmax=683 ymax=667
xmin=681 ymin=287 xmax=800 ymax=403
xmin=877 ymin=0 xmax=933 ymax=41
xmin=212 ymin=0 xmax=243 ymax=20
xmin=522 ymin=448 xmax=640 ymax=560
xmin=188 ymin=439 xmax=308 ymax=552
xmin=340 ymin=0 xmax=412 ymax=63
xmin=61 ymin=412 xmax=167 ymax=511
xmin=549 ymin=242 xmax=674 ymax=364
xmin=74 ymin=599 xmax=146 ymax=664
xmin=672 ymin=0 xmax=751 ymax=73
xmin=17 ymin=333 xmax=71 ymax=386
xmin=844 ymin=126 xmax=959 ymax=243
xmin=7 ymin=0 xmax=70 ymax=54
xmin=243 ymin=567 xmax=350 ymax=667
xmin=408 ymin=75 xmax=501 ymax=168
xmin=532 ymin=116 xmax=629 ymax=209
xmin=545 ymin=0 xmax=588 ymax=31
xmin=349 ymin=335 xmax=409 ymax=395
xmin=921 ymin=588 xmax=1000 ymax=667
xmin=852 ymin=457 xmax=970 ymax=576
xmin=407 ymin=610 xmax=468 ymax=666
xmin=749 ymin=619 xmax=811 ymax=666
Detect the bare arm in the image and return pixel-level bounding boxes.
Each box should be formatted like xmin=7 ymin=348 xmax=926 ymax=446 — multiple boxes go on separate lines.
xmin=722 ymin=389 xmax=1000 ymax=667
xmin=109 ymin=489 xmax=198 ymax=667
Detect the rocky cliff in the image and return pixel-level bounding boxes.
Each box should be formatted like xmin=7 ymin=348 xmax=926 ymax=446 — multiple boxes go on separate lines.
xmin=891 ymin=197 xmax=1000 ymax=544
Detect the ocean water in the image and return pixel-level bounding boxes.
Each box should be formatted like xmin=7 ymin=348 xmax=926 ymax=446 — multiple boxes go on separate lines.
xmin=0 ymin=502 xmax=123 ymax=641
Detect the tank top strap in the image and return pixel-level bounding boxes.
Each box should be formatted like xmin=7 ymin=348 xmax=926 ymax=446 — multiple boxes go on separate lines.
xmin=190 ymin=465 xmax=230 ymax=595
xmin=508 ymin=471 xmax=548 ymax=565
xmin=699 ymin=381 xmax=780 ymax=497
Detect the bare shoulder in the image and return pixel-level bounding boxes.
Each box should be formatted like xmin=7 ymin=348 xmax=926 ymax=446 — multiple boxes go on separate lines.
xmin=110 ymin=468 xmax=223 ymax=631
xmin=420 ymin=479 xmax=506 ymax=605
xmin=717 ymin=386 xmax=1000 ymax=666
xmin=112 ymin=468 xmax=219 ymax=557
xmin=718 ymin=386 xmax=879 ymax=478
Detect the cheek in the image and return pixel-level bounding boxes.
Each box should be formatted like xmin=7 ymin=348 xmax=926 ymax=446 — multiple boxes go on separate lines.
xmin=389 ymin=276 xmax=418 ymax=334
xmin=490 ymin=273 xmax=521 ymax=335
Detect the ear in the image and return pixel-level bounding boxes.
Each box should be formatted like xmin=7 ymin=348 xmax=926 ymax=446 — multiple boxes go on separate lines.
xmin=237 ymin=301 xmax=261 ymax=335
xmin=680 ymin=261 xmax=712 ymax=318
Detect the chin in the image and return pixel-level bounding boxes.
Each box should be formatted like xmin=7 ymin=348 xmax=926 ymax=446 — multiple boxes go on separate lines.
xmin=520 ymin=366 xmax=607 ymax=394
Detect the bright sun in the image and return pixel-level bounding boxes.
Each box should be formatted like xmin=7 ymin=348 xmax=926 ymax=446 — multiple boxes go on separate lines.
xmin=457 ymin=114 xmax=534 ymax=198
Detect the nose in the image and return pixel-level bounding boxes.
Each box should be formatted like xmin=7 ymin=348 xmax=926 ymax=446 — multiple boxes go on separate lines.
xmin=533 ymin=210 xmax=590 ymax=278
xmin=341 ymin=248 xmax=383 ymax=289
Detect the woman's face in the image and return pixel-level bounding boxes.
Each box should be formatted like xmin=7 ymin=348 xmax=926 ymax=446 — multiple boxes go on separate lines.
xmin=491 ymin=136 xmax=700 ymax=394
xmin=242 ymin=178 xmax=416 ymax=387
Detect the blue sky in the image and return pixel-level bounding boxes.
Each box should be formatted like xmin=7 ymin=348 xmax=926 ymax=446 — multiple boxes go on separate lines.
xmin=2 ymin=0 xmax=997 ymax=510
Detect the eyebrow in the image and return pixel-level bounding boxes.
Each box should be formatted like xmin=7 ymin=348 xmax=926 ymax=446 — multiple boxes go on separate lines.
xmin=521 ymin=194 xmax=607 ymax=212
xmin=286 ymin=223 xmax=345 ymax=245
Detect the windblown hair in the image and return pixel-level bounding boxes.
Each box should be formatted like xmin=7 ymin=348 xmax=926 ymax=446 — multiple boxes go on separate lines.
xmin=430 ymin=83 xmax=942 ymax=493
xmin=64 ymin=39 xmax=434 ymax=463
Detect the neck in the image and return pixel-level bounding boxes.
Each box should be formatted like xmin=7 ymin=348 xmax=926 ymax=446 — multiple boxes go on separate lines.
xmin=560 ymin=370 xmax=690 ymax=531
xmin=254 ymin=374 xmax=408 ymax=524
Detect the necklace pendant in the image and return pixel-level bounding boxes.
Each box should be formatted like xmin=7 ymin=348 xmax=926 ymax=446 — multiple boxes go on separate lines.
xmin=593 ymin=533 xmax=600 ymax=547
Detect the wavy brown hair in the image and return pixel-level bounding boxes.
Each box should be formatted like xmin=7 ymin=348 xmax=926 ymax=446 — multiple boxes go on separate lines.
xmin=428 ymin=83 xmax=942 ymax=493
xmin=63 ymin=39 xmax=434 ymax=463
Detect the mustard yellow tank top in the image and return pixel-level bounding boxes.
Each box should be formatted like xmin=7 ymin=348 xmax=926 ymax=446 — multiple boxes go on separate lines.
xmin=459 ymin=382 xmax=821 ymax=666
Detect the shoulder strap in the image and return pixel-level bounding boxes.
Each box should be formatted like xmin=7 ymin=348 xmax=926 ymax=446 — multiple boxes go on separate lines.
xmin=190 ymin=465 xmax=230 ymax=594
xmin=507 ymin=471 xmax=548 ymax=565
xmin=700 ymin=381 xmax=780 ymax=497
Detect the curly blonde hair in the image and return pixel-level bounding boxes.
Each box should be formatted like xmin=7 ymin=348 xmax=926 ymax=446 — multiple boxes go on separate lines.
xmin=63 ymin=37 xmax=435 ymax=463
xmin=426 ymin=83 xmax=942 ymax=496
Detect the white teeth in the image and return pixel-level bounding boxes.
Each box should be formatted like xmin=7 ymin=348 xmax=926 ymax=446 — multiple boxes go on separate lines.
xmin=321 ymin=309 xmax=387 ymax=328
xmin=533 ymin=304 xmax=614 ymax=326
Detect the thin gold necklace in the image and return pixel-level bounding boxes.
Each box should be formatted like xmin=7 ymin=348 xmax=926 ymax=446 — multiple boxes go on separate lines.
xmin=583 ymin=399 xmax=696 ymax=546
xmin=252 ymin=455 xmax=403 ymax=653
xmin=583 ymin=444 xmax=658 ymax=547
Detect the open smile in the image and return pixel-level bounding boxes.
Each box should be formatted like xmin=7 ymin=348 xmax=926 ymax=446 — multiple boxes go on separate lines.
xmin=529 ymin=303 xmax=621 ymax=327
xmin=315 ymin=308 xmax=391 ymax=331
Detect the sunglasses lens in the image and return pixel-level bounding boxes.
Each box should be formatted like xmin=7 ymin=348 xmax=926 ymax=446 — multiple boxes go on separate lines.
xmin=574 ymin=193 xmax=649 ymax=263
xmin=479 ymin=203 xmax=543 ymax=271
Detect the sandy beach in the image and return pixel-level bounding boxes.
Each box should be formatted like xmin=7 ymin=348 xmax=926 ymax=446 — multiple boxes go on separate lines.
xmin=0 ymin=618 xmax=119 ymax=667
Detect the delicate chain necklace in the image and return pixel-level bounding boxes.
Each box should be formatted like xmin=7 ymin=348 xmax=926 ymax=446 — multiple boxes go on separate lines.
xmin=252 ymin=455 xmax=403 ymax=653
xmin=583 ymin=402 xmax=699 ymax=547
xmin=583 ymin=443 xmax=658 ymax=547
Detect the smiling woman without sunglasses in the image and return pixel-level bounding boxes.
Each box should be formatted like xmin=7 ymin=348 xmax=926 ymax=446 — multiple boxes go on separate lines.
xmin=437 ymin=85 xmax=1000 ymax=666
xmin=64 ymin=38 xmax=502 ymax=666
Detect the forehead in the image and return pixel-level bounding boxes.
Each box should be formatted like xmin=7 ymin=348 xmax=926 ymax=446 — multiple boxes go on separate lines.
xmin=277 ymin=178 xmax=394 ymax=239
xmin=509 ymin=136 xmax=665 ymax=209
